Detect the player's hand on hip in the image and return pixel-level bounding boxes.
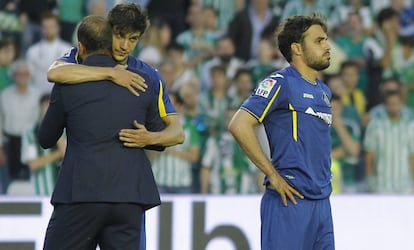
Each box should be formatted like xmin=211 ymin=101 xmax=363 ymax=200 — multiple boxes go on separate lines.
xmin=269 ymin=173 xmax=304 ymax=207
xmin=112 ymin=65 xmax=147 ymax=96
xmin=119 ymin=120 xmax=154 ymax=148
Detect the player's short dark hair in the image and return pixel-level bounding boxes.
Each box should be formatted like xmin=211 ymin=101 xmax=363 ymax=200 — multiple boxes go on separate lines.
xmin=108 ymin=3 xmax=149 ymax=37
xmin=277 ymin=14 xmax=327 ymax=62
xmin=77 ymin=15 xmax=112 ymax=55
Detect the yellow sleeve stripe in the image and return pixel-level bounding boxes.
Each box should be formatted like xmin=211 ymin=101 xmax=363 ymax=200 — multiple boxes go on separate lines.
xmin=75 ymin=50 xmax=80 ymax=64
xmin=258 ymin=85 xmax=281 ymax=123
xmin=289 ymin=103 xmax=298 ymax=141
xmin=158 ymin=80 xmax=167 ymax=117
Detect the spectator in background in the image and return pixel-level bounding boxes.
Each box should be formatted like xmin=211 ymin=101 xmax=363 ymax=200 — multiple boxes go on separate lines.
xmin=0 ymin=130 xmax=6 ymax=194
xmin=0 ymin=39 xmax=17 ymax=92
xmin=150 ymin=84 xmax=201 ymax=194
xmin=26 ymin=12 xmax=71 ymax=94
xmin=157 ymin=59 xmax=176 ymax=92
xmin=177 ymin=82 xmax=208 ymax=194
xmin=227 ymin=0 xmax=279 ymax=61
xmin=281 ymin=0 xmax=342 ymax=29
xmin=374 ymin=7 xmax=401 ymax=79
xmin=201 ymin=107 xmax=262 ymax=194
xmin=167 ymin=42 xmax=199 ymax=93
xmin=199 ymin=64 xmax=230 ymax=140
xmin=334 ymin=11 xmax=370 ymax=94
xmin=281 ymin=0 xmax=323 ymax=21
xmin=390 ymin=9 xmax=414 ymax=109
xmin=199 ymin=35 xmax=244 ymax=92
xmin=57 ymin=0 xmax=85 ymax=44
xmin=138 ymin=18 xmax=172 ymax=67
xmin=18 ymin=0 xmax=54 ymax=54
xmin=199 ymin=65 xmax=230 ymax=193
xmin=176 ymin=3 xmax=216 ymax=71
xmin=201 ymin=5 xmax=223 ymax=39
xmin=369 ymin=77 xmax=414 ymax=121
xmin=339 ymin=60 xmax=367 ymax=120
xmin=330 ymin=94 xmax=362 ymax=193
xmin=336 ymin=0 xmax=375 ymax=35
xmin=364 ymin=89 xmax=414 ymax=193
xmin=246 ymin=37 xmax=286 ymax=84
xmin=20 ymin=93 xmax=66 ymax=196
xmin=0 ymin=0 xmax=22 ymax=51
xmin=86 ymin=0 xmax=150 ymax=17
xmin=228 ymin=68 xmax=254 ymax=109
xmin=146 ymin=0 xmax=191 ymax=40
xmin=87 ymin=0 xmax=107 ymax=16
xmin=197 ymin=0 xmax=246 ymax=32
xmin=0 ymin=60 xmax=40 ymax=186
xmin=0 ymin=38 xmax=16 ymax=195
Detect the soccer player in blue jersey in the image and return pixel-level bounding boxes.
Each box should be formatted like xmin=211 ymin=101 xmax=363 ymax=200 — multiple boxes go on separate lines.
xmin=228 ymin=14 xmax=334 ymax=249
xmin=45 ymin=4 xmax=184 ymax=250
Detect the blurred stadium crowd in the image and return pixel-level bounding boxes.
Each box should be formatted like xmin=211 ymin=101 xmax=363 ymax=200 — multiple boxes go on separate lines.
xmin=0 ymin=0 xmax=414 ymax=196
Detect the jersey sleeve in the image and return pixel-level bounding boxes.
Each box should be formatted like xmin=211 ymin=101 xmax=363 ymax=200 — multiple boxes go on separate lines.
xmin=128 ymin=56 xmax=177 ymax=117
xmin=151 ymin=68 xmax=176 ymax=117
xmin=241 ymin=76 xmax=287 ymax=122
xmin=59 ymin=47 xmax=81 ymax=64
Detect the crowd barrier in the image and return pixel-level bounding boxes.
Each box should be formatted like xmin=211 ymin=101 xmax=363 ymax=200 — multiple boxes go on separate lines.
xmin=0 ymin=194 xmax=413 ymax=250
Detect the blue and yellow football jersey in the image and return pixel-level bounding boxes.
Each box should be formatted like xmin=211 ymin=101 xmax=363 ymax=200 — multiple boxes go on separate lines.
xmin=59 ymin=47 xmax=176 ymax=117
xmin=241 ymin=66 xmax=332 ymax=199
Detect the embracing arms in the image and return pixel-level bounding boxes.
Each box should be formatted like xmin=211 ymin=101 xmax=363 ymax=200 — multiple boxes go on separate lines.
xmin=48 ymin=61 xmax=147 ymax=96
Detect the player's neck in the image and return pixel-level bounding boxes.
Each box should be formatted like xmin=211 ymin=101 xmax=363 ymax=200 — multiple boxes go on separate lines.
xmin=291 ymin=63 xmax=318 ymax=84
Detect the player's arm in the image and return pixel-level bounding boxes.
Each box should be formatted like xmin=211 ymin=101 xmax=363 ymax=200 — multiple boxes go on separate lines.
xmin=48 ymin=61 xmax=147 ymax=96
xmin=151 ymin=115 xmax=185 ymax=146
xmin=119 ymin=115 xmax=184 ymax=148
xmin=228 ymin=109 xmax=303 ymax=206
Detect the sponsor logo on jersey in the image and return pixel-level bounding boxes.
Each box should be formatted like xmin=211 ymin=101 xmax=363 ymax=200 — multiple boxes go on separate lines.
xmin=305 ymin=107 xmax=332 ymax=125
xmin=303 ymin=93 xmax=314 ymax=99
xmin=255 ymin=78 xmax=276 ymax=98
xmin=322 ymin=91 xmax=331 ymax=107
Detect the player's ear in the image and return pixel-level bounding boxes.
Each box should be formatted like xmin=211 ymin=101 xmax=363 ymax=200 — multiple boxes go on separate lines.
xmin=78 ymin=42 xmax=86 ymax=57
xmin=291 ymin=42 xmax=302 ymax=57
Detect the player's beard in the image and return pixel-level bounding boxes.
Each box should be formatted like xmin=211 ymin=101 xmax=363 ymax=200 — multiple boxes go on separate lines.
xmin=303 ymin=47 xmax=330 ymax=71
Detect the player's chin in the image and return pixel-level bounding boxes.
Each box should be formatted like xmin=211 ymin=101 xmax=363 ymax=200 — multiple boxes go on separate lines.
xmin=113 ymin=54 xmax=128 ymax=63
